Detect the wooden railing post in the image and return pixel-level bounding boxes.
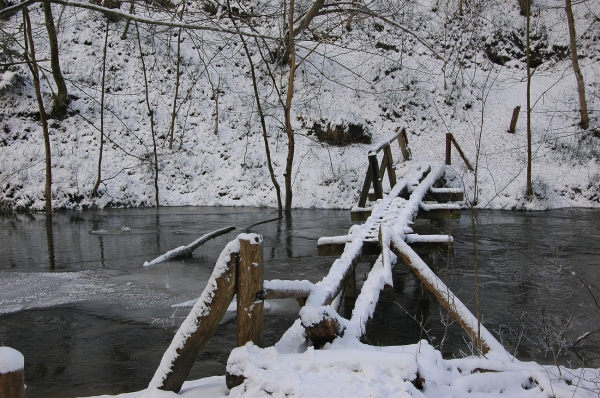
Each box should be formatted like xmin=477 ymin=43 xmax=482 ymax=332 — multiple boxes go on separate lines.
xmin=0 ymin=347 xmax=25 ymax=398
xmin=397 ymin=127 xmax=412 ymax=161
xmin=445 ymin=133 xmax=452 ymax=165
xmin=368 ymin=153 xmax=383 ymax=200
xmin=237 ymin=235 xmax=264 ymax=347
xmin=508 ymin=106 xmax=520 ymax=133
xmin=357 ymin=164 xmax=372 ymax=208
xmin=383 ymin=145 xmax=397 ymax=187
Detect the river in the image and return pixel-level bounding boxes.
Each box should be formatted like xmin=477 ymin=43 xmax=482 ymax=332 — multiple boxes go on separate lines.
xmin=0 ymin=207 xmax=599 ymax=397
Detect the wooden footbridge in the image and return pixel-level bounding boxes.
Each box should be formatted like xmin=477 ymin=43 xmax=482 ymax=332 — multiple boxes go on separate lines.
xmin=134 ymin=128 xmax=510 ymax=394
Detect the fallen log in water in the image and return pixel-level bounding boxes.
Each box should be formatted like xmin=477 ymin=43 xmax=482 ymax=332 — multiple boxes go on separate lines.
xmin=143 ymin=226 xmax=235 ymax=267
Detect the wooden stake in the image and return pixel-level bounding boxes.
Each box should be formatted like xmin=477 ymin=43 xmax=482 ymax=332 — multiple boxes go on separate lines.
xmin=0 ymin=347 xmax=24 ymax=398
xmin=237 ymin=236 xmax=264 ymax=347
xmin=445 ymin=133 xmax=452 ymax=165
xmin=508 ymin=106 xmax=520 ymax=133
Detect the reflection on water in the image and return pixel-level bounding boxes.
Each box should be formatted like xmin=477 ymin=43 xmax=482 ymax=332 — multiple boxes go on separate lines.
xmin=0 ymin=207 xmax=599 ymax=397
xmin=365 ymin=208 xmax=600 ymax=368
xmin=46 ymin=216 xmax=55 ymax=270
xmin=0 ymin=207 xmax=354 ymax=398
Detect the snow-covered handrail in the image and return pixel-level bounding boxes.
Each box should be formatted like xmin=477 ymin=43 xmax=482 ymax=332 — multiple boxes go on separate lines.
xmin=386 ymin=226 xmax=504 ymax=354
xmin=369 ymin=128 xmax=405 ymax=155
xmin=143 ymin=226 xmax=235 ymax=267
xmin=149 ymin=236 xmax=244 ymax=392
xmin=263 ymin=279 xmax=314 ymax=300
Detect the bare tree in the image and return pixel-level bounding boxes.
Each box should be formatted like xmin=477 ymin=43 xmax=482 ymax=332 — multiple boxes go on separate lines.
xmin=227 ymin=0 xmax=283 ymax=215
xmin=565 ymin=0 xmax=589 ymax=130
xmin=526 ymin=0 xmax=533 ymax=198
xmin=42 ymin=0 xmax=68 ymax=118
xmin=92 ymin=20 xmax=110 ymax=197
xmin=283 ymin=0 xmax=297 ymax=212
xmin=168 ymin=4 xmax=184 ymax=149
xmin=23 ymin=8 xmax=52 ymax=214
xmin=136 ymin=22 xmax=160 ymax=207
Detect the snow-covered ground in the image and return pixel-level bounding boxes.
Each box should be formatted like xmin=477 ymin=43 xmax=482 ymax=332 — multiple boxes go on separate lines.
xmin=0 ymin=0 xmax=599 ymax=212
xmin=88 ymin=341 xmax=600 ymax=398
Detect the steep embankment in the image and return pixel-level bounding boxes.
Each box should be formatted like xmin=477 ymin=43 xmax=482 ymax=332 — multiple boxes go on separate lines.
xmin=0 ymin=0 xmax=598 ymax=211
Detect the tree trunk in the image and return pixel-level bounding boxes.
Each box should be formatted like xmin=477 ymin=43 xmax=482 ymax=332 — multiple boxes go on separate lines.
xmin=136 ymin=22 xmax=160 ymax=207
xmin=93 ymin=20 xmax=110 ymax=197
xmin=168 ymin=27 xmax=181 ymax=149
xmin=168 ymin=4 xmax=184 ymax=149
xmin=284 ymin=0 xmax=296 ymax=212
xmin=42 ymin=0 xmax=68 ymax=118
xmin=23 ymin=9 xmax=52 ymax=214
xmin=565 ymin=0 xmax=589 ymax=130
xmin=518 ymin=0 xmax=532 ymax=16
xmin=227 ymin=2 xmax=283 ymax=216
xmin=526 ymin=0 xmax=533 ymax=198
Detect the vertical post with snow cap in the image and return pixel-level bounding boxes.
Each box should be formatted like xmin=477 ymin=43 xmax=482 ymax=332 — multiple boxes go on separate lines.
xmin=0 ymin=347 xmax=25 ymax=398
xmin=237 ymin=235 xmax=264 ymax=347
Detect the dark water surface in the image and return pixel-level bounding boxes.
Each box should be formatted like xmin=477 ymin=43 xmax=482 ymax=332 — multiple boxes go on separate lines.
xmin=1 ymin=207 xmax=599 ymax=397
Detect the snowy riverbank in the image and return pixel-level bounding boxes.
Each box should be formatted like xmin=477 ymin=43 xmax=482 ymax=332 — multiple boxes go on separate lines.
xmin=1 ymin=1 xmax=599 ymax=212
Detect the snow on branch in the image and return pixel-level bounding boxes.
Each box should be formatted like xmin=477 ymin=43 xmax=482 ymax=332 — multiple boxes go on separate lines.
xmin=143 ymin=226 xmax=235 ymax=267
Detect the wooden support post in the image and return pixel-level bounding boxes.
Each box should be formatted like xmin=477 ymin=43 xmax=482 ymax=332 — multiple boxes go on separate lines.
xmin=357 ymin=165 xmax=372 ymax=208
xmin=383 ymin=145 xmax=397 ymax=188
xmin=237 ymin=236 xmax=264 ymax=348
xmin=508 ymin=106 xmax=520 ymax=133
xmin=378 ymin=148 xmax=388 ymax=182
xmin=343 ymin=268 xmax=357 ymax=318
xmin=445 ymin=133 xmax=452 ymax=165
xmin=368 ymin=153 xmax=383 ymax=200
xmin=397 ymin=127 xmax=411 ymax=161
xmin=0 ymin=347 xmax=25 ymax=398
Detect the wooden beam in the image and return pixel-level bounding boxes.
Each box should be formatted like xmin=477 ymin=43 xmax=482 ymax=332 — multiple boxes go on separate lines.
xmin=424 ymin=188 xmax=464 ymax=203
xmin=263 ymin=280 xmax=313 ymax=300
xmin=417 ymin=205 xmax=461 ymax=220
xmin=318 ymin=235 xmax=453 ymax=257
xmin=154 ymin=252 xmax=238 ymax=392
xmin=389 ymin=239 xmax=491 ymax=354
xmin=350 ymin=207 xmax=372 ymax=222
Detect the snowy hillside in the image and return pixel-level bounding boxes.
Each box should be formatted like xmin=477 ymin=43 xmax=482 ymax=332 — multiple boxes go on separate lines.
xmin=0 ymin=0 xmax=599 ymax=211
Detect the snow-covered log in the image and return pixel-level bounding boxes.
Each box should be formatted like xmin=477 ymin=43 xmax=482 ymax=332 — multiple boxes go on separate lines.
xmin=143 ymin=226 xmax=235 ymax=267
